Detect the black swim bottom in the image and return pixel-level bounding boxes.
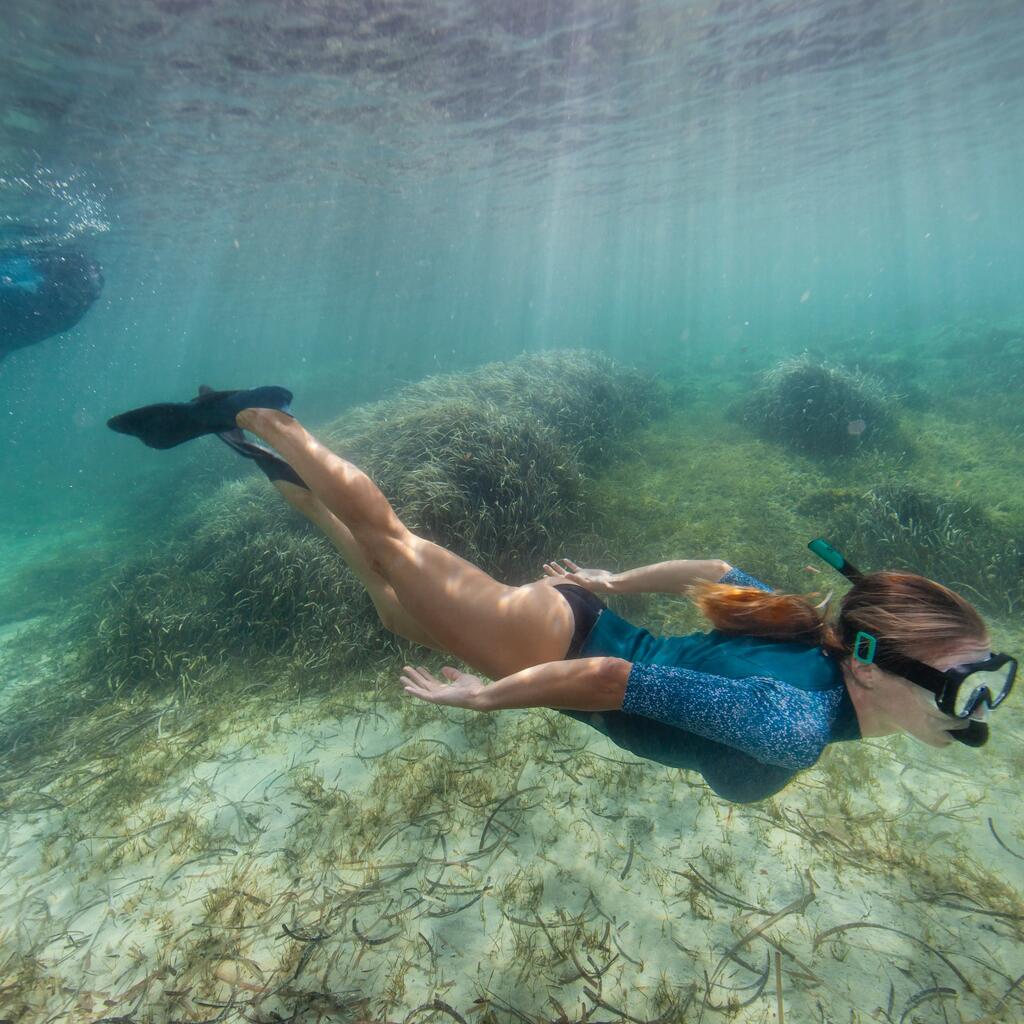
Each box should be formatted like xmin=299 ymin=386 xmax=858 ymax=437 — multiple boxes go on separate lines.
xmin=553 ymin=583 xmax=606 ymax=658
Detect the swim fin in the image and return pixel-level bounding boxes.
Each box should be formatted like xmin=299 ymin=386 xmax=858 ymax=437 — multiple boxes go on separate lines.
xmin=216 ymin=427 xmax=309 ymax=488
xmin=107 ymin=386 xmax=292 ymax=449
xmin=197 ymin=386 xmax=308 ymax=489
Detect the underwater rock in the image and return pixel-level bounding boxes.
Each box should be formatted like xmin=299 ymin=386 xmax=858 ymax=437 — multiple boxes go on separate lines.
xmin=742 ymin=353 xmax=895 ymax=457
xmin=333 ymin=348 xmax=660 ymax=464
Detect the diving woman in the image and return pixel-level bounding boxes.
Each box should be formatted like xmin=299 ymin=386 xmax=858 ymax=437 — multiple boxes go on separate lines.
xmin=107 ymin=386 xmax=1016 ymax=803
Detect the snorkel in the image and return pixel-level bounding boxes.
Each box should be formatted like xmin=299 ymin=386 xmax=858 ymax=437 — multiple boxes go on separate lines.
xmin=807 ymin=538 xmax=999 ymax=748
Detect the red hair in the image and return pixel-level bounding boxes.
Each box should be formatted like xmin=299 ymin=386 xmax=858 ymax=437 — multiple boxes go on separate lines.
xmin=693 ymin=571 xmax=987 ymax=657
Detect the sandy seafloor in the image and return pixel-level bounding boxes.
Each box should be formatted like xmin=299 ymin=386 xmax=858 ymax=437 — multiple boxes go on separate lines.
xmin=1 ymin=619 xmax=1022 ymax=1024
xmin=1 ymin=375 xmax=1024 ymax=1024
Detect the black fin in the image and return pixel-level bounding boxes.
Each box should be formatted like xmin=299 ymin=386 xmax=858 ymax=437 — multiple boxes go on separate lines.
xmin=200 ymin=386 xmax=308 ymax=488
xmin=216 ymin=426 xmax=309 ymax=489
xmin=107 ymin=385 xmax=292 ymax=449
xmin=107 ymin=401 xmax=214 ymax=449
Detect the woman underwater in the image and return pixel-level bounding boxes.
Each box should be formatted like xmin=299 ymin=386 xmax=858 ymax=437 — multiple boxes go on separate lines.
xmin=108 ymin=386 xmax=1017 ymax=803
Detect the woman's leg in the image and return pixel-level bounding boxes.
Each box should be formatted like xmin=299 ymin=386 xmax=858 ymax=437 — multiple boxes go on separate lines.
xmin=272 ymin=479 xmax=442 ymax=650
xmin=237 ymin=409 xmax=574 ymax=680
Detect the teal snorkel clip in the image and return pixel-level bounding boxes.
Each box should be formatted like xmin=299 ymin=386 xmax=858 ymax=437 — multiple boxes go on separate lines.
xmin=809 ymin=537 xmax=874 ymax=661
xmin=808 ymin=537 xmax=864 ymax=583
xmin=852 ymin=630 xmax=877 ymax=664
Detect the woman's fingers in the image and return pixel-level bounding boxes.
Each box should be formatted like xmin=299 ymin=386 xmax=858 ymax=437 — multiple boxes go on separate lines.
xmin=400 ymin=668 xmax=421 ymax=693
xmin=542 ymin=559 xmax=583 ymax=577
xmin=401 ymin=665 xmax=434 ymax=683
xmin=401 ymin=665 xmax=437 ymax=693
xmin=402 ymin=665 xmax=465 ymax=702
xmin=402 ymin=664 xmax=481 ymax=710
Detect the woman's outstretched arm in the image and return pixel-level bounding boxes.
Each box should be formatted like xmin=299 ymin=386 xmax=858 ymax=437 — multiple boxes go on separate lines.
xmin=401 ymin=657 xmax=631 ymax=712
xmin=543 ymin=558 xmax=732 ymax=595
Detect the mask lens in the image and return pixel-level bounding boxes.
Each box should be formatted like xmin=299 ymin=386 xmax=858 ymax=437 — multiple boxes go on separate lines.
xmin=952 ymin=661 xmax=1015 ymax=716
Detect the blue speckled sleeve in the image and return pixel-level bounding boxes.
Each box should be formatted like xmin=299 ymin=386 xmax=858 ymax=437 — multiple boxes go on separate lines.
xmin=621 ymin=664 xmax=843 ymax=769
xmin=719 ymin=566 xmax=773 ymax=592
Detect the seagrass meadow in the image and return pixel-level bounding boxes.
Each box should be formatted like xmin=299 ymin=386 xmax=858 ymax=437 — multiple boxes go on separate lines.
xmin=1 ymin=334 xmax=1023 ymax=1024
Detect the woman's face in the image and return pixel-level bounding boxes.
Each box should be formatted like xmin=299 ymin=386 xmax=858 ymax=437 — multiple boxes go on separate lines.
xmin=855 ymin=639 xmax=992 ymax=747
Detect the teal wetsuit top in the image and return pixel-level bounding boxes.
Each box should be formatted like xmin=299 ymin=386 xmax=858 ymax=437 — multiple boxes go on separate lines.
xmin=564 ymin=568 xmax=861 ymax=803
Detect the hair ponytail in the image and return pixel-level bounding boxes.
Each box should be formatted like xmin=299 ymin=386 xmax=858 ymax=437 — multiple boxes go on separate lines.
xmin=692 ymin=571 xmax=986 ymax=658
xmin=692 ymin=582 xmax=841 ymax=649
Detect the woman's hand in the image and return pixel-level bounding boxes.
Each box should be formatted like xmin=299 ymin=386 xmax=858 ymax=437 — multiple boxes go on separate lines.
xmin=542 ymin=558 xmax=617 ymax=594
xmin=401 ymin=665 xmax=486 ymax=710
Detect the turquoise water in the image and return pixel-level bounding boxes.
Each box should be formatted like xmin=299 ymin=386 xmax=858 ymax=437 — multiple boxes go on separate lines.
xmin=3 ymin=0 xmax=1024 ymax=528
xmin=2 ymin=3 xmax=1024 ymax=1022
